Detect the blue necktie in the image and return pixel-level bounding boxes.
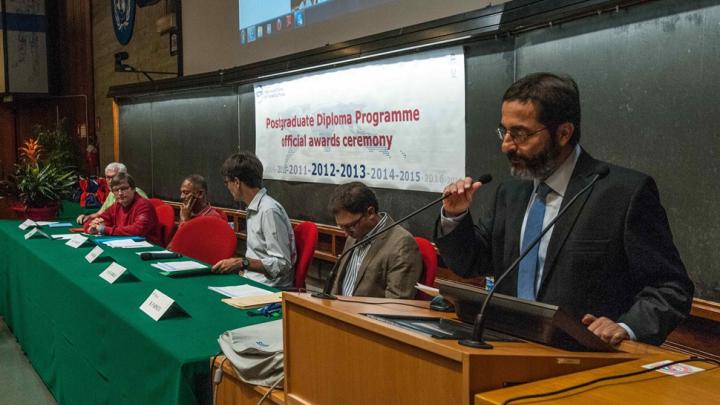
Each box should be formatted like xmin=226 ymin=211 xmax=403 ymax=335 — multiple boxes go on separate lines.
xmin=518 ymin=183 xmax=552 ymax=300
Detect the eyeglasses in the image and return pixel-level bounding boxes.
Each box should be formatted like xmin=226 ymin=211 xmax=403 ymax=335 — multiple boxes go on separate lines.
xmin=496 ymin=125 xmax=547 ymax=144
xmin=111 ymin=185 xmax=131 ymax=193
xmin=337 ymin=214 xmax=364 ymax=231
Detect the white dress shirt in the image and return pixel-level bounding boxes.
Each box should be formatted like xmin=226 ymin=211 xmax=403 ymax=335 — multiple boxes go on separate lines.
xmin=243 ymin=188 xmax=297 ymax=288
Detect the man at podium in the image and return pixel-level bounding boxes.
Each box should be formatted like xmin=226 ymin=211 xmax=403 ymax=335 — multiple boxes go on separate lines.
xmin=435 ymin=73 xmax=693 ymax=345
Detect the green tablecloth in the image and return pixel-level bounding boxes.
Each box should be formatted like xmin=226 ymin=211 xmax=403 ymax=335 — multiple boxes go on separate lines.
xmin=60 ymin=199 xmax=97 ymax=219
xmin=0 ymin=208 xmax=277 ymax=404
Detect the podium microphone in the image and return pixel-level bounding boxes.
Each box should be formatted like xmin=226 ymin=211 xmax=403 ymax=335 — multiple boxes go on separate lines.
xmin=459 ymin=165 xmax=609 ymax=349
xmin=312 ymin=174 xmax=493 ymax=300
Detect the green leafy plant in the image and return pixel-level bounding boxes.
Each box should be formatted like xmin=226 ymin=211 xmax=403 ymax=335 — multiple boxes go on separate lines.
xmin=0 ymin=138 xmax=76 ymax=208
xmin=14 ymin=162 xmax=75 ymax=208
xmin=35 ymin=120 xmax=79 ymax=170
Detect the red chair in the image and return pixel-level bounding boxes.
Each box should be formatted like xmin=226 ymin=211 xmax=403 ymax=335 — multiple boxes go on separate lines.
xmin=292 ymin=221 xmax=318 ymax=289
xmin=154 ymin=203 xmax=176 ymax=247
xmin=415 ymin=237 xmax=438 ymax=300
xmin=168 ymin=216 xmax=237 ymax=265
xmin=147 ymin=198 xmax=164 ymax=208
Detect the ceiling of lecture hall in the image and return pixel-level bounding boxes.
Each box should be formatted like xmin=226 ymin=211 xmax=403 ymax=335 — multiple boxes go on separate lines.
xmin=182 ymin=0 xmax=509 ymax=75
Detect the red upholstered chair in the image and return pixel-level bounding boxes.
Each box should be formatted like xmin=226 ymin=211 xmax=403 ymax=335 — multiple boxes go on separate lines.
xmin=147 ymin=198 xmax=164 ymax=208
xmin=168 ymin=216 xmax=237 ymax=265
xmin=292 ymin=221 xmax=318 ymax=289
xmin=154 ymin=203 xmax=176 ymax=247
xmin=415 ymin=237 xmax=438 ymax=300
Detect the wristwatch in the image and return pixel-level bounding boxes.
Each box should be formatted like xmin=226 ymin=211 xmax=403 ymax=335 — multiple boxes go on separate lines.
xmin=241 ymin=257 xmax=250 ymax=271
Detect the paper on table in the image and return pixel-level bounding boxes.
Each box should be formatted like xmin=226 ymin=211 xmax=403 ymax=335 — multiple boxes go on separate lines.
xmin=51 ymin=234 xmax=77 ymax=240
xmin=103 ymin=239 xmax=153 ymax=248
xmin=94 ymin=236 xmax=144 ymax=243
xmin=48 ymin=222 xmax=73 ymax=228
xmin=151 ymin=261 xmax=208 ymax=272
xmin=642 ymin=360 xmax=706 ymax=377
xmin=18 ymin=219 xmax=37 ymax=230
xmin=415 ymin=283 xmax=440 ymax=297
xmin=120 ymin=241 xmax=153 ymax=248
xmin=135 ymin=250 xmax=172 ymax=255
xmin=208 ymin=284 xmax=275 ymax=298
xmin=222 ymin=293 xmax=282 ymax=309
xmin=35 ymin=221 xmax=58 ymax=226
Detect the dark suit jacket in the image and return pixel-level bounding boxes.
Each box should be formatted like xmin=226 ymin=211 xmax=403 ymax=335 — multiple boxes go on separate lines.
xmin=434 ymin=151 xmax=694 ymax=344
xmin=332 ymin=218 xmax=423 ymax=299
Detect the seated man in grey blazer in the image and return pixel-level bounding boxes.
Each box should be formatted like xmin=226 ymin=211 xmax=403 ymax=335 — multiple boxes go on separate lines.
xmin=330 ymin=182 xmax=422 ymax=298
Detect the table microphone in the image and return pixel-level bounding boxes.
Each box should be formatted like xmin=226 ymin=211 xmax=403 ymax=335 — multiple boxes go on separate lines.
xmin=140 ymin=251 xmax=182 ymax=260
xmin=312 ymin=174 xmax=493 ymax=300
xmin=459 ymin=165 xmax=609 ymax=348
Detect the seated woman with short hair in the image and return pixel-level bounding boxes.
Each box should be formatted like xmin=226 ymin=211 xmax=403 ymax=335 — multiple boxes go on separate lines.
xmin=85 ymin=173 xmax=162 ymax=245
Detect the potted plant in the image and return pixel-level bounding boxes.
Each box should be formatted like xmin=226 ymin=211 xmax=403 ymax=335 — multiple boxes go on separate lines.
xmin=1 ymin=138 xmax=76 ymax=220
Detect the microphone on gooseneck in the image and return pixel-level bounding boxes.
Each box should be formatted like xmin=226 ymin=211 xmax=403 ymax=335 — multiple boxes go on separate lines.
xmin=312 ymin=174 xmax=493 ymax=300
xmin=459 ymin=165 xmax=609 ymax=349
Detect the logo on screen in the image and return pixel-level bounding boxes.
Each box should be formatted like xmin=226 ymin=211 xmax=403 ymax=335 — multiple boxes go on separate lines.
xmin=276 ymin=18 xmax=283 ymax=31
xmin=240 ymin=29 xmax=246 ymax=44
xmin=257 ymin=25 xmax=263 ymax=38
xmin=248 ymin=25 xmax=256 ymax=42
xmin=285 ymin=14 xmax=293 ymax=29
xmin=266 ymin=23 xmax=272 ymax=35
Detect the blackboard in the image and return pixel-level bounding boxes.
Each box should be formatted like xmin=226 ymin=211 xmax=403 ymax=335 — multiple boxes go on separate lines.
xmin=119 ymin=0 xmax=720 ymax=301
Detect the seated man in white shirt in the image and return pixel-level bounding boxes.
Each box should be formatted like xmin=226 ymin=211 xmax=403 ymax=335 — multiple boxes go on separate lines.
xmin=211 ymin=152 xmax=297 ymax=288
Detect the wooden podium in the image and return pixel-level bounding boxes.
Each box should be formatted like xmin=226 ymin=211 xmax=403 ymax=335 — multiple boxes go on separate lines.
xmin=213 ymin=293 xmax=697 ymax=405
xmin=277 ymin=293 xmax=658 ymax=405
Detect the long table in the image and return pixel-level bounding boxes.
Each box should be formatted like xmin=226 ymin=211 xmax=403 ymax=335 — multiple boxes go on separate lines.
xmin=0 ymin=211 xmax=276 ymax=404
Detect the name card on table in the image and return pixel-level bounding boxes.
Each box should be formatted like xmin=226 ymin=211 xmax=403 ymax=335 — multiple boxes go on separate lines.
xmin=24 ymin=228 xmax=50 ymax=240
xmin=85 ymin=246 xmax=105 ymax=263
xmin=66 ymin=235 xmax=90 ymax=248
xmin=140 ymin=289 xmax=177 ymax=321
xmin=99 ymin=262 xmax=127 ymax=284
xmin=18 ymin=219 xmax=38 ymax=230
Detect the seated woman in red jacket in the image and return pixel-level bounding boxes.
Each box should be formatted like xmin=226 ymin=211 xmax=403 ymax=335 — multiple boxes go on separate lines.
xmin=85 ymin=173 xmax=162 ymax=245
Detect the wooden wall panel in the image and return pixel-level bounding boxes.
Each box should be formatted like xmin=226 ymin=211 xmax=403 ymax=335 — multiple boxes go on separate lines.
xmin=1 ymin=1 xmax=95 ymax=175
xmin=0 ymin=105 xmax=17 ymax=178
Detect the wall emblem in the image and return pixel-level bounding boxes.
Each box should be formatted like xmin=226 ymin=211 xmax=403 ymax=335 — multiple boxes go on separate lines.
xmin=111 ymin=0 xmax=136 ymax=45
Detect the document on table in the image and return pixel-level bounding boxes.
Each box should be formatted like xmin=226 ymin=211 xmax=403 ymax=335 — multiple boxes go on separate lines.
xmin=35 ymin=221 xmax=57 ymax=226
xmin=135 ymin=250 xmax=173 ymax=255
xmin=151 ymin=261 xmax=208 ymax=272
xmin=208 ymin=284 xmax=275 ymax=298
xmin=103 ymin=239 xmax=154 ymax=248
xmin=222 ymin=293 xmax=283 ymax=309
xmin=51 ymin=234 xmax=77 ymax=240
xmin=47 ymin=222 xmax=73 ymax=228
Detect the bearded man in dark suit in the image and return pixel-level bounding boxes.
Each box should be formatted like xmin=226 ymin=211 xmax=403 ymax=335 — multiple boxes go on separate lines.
xmin=435 ymin=72 xmax=693 ymax=345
